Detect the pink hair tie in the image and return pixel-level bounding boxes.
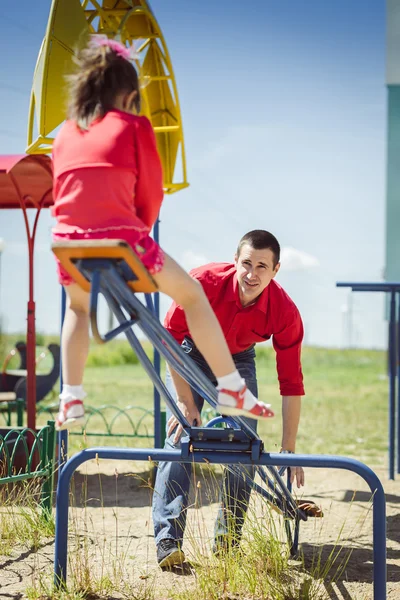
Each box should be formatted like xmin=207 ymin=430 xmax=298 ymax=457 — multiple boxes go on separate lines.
xmin=89 ymin=35 xmax=138 ymax=61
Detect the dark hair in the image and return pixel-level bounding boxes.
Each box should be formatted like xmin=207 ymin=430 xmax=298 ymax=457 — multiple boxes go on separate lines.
xmin=237 ymin=230 xmax=281 ymax=267
xmin=67 ymin=42 xmax=141 ymax=130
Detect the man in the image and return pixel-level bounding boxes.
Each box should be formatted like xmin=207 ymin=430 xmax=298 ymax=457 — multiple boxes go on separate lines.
xmin=152 ymin=229 xmax=305 ymax=568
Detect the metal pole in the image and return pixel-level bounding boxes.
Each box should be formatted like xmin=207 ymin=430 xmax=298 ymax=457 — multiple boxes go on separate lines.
xmin=389 ymin=291 xmax=396 ymax=480
xmin=337 ymin=282 xmax=400 ymax=480
xmin=397 ymin=292 xmax=400 ymax=474
xmin=58 ymin=288 xmax=68 ymax=471
xmin=0 ymin=238 xmax=4 ymax=318
xmin=153 ymin=217 xmax=161 ymax=448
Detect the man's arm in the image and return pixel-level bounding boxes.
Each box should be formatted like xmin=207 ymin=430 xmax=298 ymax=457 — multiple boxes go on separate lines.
xmin=169 ymin=367 xmax=195 ymax=405
xmin=281 ymin=395 xmax=304 ymax=487
xmin=272 ymin=306 xmax=305 ymax=487
xmin=281 ymin=395 xmax=301 ymax=452
xmin=167 ymin=367 xmax=202 ymax=443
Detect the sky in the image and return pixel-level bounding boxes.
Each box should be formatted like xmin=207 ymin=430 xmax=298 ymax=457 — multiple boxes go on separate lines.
xmin=0 ymin=0 xmax=389 ymax=349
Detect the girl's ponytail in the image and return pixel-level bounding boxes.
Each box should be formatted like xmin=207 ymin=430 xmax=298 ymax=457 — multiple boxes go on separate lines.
xmin=67 ymin=39 xmax=140 ymax=130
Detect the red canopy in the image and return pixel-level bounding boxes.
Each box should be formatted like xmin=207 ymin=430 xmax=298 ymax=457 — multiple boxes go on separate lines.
xmin=0 ymin=153 xmax=54 ymax=431
xmin=0 ymin=154 xmax=53 ymax=210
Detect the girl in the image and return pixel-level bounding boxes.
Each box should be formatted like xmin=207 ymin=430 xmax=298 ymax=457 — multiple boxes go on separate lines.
xmin=51 ymin=37 xmax=273 ymax=431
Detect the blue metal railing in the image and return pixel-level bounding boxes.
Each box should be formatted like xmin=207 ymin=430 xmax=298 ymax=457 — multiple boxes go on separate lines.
xmin=337 ymin=281 xmax=400 ymax=480
xmin=54 ymin=448 xmax=387 ymax=600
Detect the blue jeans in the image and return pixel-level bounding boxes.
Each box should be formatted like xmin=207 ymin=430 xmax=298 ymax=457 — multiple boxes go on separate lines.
xmin=152 ymin=338 xmax=258 ymax=547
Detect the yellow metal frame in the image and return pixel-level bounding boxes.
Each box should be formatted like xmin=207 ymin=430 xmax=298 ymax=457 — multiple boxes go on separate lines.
xmin=26 ymin=0 xmax=189 ymax=194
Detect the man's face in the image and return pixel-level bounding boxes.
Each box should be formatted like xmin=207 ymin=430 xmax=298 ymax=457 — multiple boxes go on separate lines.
xmin=235 ymin=243 xmax=280 ymax=306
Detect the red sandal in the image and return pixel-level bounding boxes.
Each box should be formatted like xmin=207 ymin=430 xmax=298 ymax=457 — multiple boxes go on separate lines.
xmin=216 ymin=385 xmax=274 ymax=420
xmin=55 ymin=399 xmax=85 ymax=431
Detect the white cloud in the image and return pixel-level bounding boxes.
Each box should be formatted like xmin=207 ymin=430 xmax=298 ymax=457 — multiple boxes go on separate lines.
xmin=280 ymin=246 xmax=320 ymax=271
xmin=180 ymin=250 xmax=210 ymax=272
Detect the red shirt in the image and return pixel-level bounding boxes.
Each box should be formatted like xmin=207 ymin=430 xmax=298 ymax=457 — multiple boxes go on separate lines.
xmin=51 ymin=110 xmax=163 ymax=233
xmin=164 ymin=263 xmax=305 ymax=396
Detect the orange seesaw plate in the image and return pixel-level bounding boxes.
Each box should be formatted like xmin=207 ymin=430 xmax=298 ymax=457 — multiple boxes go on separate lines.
xmin=52 ymin=239 xmax=158 ymax=294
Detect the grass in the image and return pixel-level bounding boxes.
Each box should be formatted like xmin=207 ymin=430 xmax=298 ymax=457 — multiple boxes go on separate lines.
xmin=257 ymin=346 xmax=387 ymax=462
xmin=29 ymin=340 xmax=387 ymax=464
xmin=0 ymin=480 xmax=55 ymax=556
xmin=0 ymin=335 xmax=388 ymax=599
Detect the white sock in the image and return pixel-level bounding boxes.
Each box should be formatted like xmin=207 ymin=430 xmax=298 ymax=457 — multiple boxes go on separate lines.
xmin=217 ymin=371 xmax=263 ymax=410
xmin=60 ymin=384 xmax=87 ymax=405
xmin=217 ymin=371 xmax=244 ymax=392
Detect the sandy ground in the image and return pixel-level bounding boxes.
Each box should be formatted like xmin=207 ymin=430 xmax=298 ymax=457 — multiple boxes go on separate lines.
xmin=0 ymin=459 xmax=399 ymax=600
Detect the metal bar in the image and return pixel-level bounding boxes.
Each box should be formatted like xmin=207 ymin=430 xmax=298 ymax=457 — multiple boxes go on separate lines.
xmin=144 ymin=293 xmax=155 ymax=313
xmin=146 ymin=76 xmax=172 ymax=82
xmin=40 ymin=424 xmax=50 ymax=512
xmin=90 ymin=270 xmax=137 ymax=343
xmin=389 ymin=291 xmax=396 ymax=480
xmin=43 ymin=420 xmax=56 ymax=517
xmin=337 ymin=281 xmax=400 ymax=292
xmin=153 ymin=217 xmax=161 ymax=448
xmin=397 ymin=292 xmax=400 ymax=474
xmin=228 ymin=464 xmax=291 ymax=517
xmin=54 ymin=448 xmax=387 ymax=600
xmin=58 ymin=288 xmax=68 ymax=472
xmin=153 ymin=125 xmax=180 ymax=132
xmin=8 ymin=172 xmax=37 ymax=431
xmin=337 ymin=281 xmax=399 ymax=480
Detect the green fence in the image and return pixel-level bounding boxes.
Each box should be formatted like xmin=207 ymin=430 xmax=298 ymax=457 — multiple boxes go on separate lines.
xmin=0 ymin=421 xmax=56 ymax=516
xmin=0 ymin=398 xmax=25 ymax=427
xmin=38 ymin=403 xmax=157 ymax=440
xmin=37 ymin=403 xmax=219 ymax=444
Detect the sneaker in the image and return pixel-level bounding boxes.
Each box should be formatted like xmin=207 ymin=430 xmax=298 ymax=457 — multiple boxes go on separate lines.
xmin=55 ymin=399 xmax=85 ymax=431
xmin=216 ymin=384 xmax=274 ymax=420
xmin=157 ymin=539 xmax=185 ymax=569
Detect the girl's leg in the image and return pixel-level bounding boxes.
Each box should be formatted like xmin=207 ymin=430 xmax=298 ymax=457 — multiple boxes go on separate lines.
xmin=61 ymin=284 xmax=90 ymax=383
xmin=56 ymin=283 xmax=90 ymax=430
xmin=153 ymin=254 xmax=273 ymax=420
xmin=154 ymin=256 xmax=235 ymax=377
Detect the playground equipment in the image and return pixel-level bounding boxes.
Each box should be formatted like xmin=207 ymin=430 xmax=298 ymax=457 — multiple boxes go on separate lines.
xmin=0 ymin=155 xmax=53 ymax=430
xmin=25 ymin=0 xmax=190 ymax=450
xmin=1 ymin=0 xmax=188 ymax=440
xmin=0 ymin=156 xmax=57 ymax=511
xmin=27 ymin=0 xmax=188 ymax=194
xmin=51 ymin=241 xmax=387 ymax=600
xmin=2 ymin=341 xmax=27 ymax=371
xmin=0 ymin=153 xmax=159 ymax=443
xmin=1 ymin=341 xmax=60 ymax=406
xmin=2 ymin=339 xmax=58 ymax=372
xmin=337 ymin=281 xmax=400 ymax=481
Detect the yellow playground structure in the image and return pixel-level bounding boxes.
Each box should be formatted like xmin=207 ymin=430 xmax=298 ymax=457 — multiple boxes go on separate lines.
xmin=26 ymin=0 xmax=188 ymax=195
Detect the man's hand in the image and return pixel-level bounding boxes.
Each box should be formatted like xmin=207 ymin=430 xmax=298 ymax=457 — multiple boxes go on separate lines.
xmin=167 ymin=399 xmax=202 ymax=444
xmin=289 ymin=466 xmax=305 ymax=488
xmin=280 ymin=448 xmax=305 ymax=488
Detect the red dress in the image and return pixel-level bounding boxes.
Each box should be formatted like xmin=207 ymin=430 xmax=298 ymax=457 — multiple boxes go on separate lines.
xmin=51 ymin=109 xmax=165 ymax=285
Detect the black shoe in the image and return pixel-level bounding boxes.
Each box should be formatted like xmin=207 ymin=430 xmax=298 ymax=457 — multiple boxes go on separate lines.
xmin=157 ymin=539 xmax=185 ymax=569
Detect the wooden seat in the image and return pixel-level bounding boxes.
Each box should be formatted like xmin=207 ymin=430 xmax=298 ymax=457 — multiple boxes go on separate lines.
xmin=0 ymin=392 xmax=17 ymax=404
xmin=5 ymin=369 xmax=27 ymax=377
xmin=52 ymin=240 xmax=158 ymax=294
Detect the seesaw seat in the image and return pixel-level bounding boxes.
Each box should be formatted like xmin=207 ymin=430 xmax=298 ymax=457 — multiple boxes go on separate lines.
xmin=52 ymin=240 xmax=158 ymax=294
